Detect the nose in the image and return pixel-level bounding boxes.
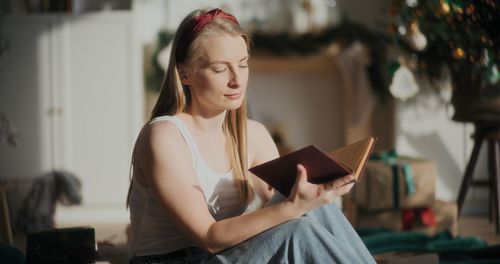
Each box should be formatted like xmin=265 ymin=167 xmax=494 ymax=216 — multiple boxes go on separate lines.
xmin=228 ymin=69 xmax=242 ymax=89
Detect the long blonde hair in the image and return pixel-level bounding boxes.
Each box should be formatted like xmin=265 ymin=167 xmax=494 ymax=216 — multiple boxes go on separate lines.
xmin=128 ymin=9 xmax=253 ymax=206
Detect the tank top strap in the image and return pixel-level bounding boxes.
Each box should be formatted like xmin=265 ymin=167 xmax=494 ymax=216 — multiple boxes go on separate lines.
xmin=149 ymin=115 xmax=198 ymax=170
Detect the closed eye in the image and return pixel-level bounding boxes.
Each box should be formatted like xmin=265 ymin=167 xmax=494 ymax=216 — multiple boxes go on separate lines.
xmin=212 ymin=67 xmax=227 ymax=73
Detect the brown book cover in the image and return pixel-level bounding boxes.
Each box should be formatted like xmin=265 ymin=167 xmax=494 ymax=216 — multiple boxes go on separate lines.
xmin=249 ymin=137 xmax=376 ymax=196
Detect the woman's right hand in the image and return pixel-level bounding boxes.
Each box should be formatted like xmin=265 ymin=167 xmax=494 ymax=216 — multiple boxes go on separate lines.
xmin=286 ymin=164 xmax=355 ymax=216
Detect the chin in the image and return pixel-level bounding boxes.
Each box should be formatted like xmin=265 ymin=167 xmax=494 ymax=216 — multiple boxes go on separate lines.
xmin=224 ymin=100 xmax=244 ymax=111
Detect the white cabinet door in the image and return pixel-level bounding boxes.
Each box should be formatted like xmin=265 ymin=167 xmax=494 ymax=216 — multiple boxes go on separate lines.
xmin=1 ymin=13 xmax=140 ymax=207
xmin=0 ymin=17 xmax=54 ymax=179
xmin=58 ymin=13 xmax=136 ymax=206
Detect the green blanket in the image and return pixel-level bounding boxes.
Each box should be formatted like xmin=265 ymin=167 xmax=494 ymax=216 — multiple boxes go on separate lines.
xmin=357 ymin=228 xmax=500 ymax=263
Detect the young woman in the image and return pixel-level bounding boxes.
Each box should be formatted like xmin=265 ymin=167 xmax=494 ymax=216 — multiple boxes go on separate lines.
xmin=128 ymin=8 xmax=375 ymax=264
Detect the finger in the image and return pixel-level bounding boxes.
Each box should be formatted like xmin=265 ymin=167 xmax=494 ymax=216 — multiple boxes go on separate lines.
xmin=343 ymin=174 xmax=356 ymax=183
xmin=336 ymin=182 xmax=355 ymax=196
xmin=321 ymin=177 xmax=352 ymax=193
xmin=296 ymin=164 xmax=308 ymax=183
xmin=330 ymin=174 xmax=356 ymax=189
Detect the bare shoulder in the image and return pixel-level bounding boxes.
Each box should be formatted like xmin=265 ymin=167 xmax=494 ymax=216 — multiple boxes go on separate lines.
xmin=135 ymin=120 xmax=193 ymax=180
xmin=138 ymin=121 xmax=186 ymax=154
xmin=247 ymin=119 xmax=270 ymax=140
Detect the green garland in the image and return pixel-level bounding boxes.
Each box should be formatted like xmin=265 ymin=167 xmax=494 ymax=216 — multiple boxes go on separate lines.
xmin=145 ymin=19 xmax=391 ymax=102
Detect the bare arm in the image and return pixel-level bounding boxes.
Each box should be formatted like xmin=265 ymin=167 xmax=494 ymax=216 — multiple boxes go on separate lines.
xmin=247 ymin=120 xmax=279 ymax=203
xmin=137 ymin=121 xmax=354 ymax=254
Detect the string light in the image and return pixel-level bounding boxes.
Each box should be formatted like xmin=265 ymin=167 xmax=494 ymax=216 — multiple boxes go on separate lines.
xmin=410 ymin=21 xmax=418 ymax=33
xmin=465 ymin=5 xmax=475 ymax=15
xmin=481 ymin=36 xmax=488 ymax=44
xmin=468 ymin=55 xmax=475 ymax=63
xmin=442 ymin=2 xmax=451 ymax=13
xmin=453 ymin=48 xmax=466 ymax=59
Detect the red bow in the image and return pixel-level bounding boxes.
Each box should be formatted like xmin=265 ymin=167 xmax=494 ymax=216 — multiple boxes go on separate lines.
xmin=402 ymin=207 xmax=437 ymax=230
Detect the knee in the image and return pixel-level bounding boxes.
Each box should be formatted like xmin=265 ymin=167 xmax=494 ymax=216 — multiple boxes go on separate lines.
xmin=285 ymin=217 xmax=318 ymax=235
xmin=306 ymin=203 xmax=344 ymax=221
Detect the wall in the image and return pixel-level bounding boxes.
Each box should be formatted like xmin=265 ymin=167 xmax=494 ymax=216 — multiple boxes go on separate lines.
xmin=396 ymin=92 xmax=488 ymax=214
xmin=248 ymin=71 xmax=344 ymax=152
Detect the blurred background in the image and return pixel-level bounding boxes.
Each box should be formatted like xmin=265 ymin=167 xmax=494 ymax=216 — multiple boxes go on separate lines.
xmin=1 ymin=0 xmax=499 ymax=262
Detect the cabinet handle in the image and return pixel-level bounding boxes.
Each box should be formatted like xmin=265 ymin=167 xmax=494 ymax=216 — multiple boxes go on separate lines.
xmin=48 ymin=107 xmax=64 ymax=115
xmin=0 ymin=36 xmax=8 ymax=56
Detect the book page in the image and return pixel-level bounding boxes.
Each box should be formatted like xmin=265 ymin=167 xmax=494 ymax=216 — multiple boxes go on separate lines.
xmin=329 ymin=137 xmax=375 ymax=178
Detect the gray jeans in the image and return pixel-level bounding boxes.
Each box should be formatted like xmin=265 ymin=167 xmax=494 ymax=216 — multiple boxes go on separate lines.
xmin=205 ymin=193 xmax=375 ymax=264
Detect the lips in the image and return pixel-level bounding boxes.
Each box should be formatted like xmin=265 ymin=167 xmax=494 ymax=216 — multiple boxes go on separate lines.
xmin=224 ymin=92 xmax=242 ymax=99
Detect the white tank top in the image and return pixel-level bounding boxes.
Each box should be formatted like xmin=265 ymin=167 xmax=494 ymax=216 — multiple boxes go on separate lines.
xmin=129 ymin=115 xmax=261 ymax=257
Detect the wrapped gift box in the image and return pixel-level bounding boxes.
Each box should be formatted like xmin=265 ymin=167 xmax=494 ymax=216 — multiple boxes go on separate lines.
xmin=356 ymin=200 xmax=458 ymax=237
xmin=422 ymin=200 xmax=458 ymax=237
xmin=357 ymin=207 xmax=402 ymax=230
xmin=353 ymin=157 xmax=436 ymax=211
xmin=26 ymin=226 xmax=96 ymax=263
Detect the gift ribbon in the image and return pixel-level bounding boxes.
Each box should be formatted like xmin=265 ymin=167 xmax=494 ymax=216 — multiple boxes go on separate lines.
xmin=402 ymin=163 xmax=416 ymax=195
xmin=401 ymin=208 xmax=437 ymax=230
xmin=371 ymin=150 xmax=417 ymax=209
xmin=392 ymin=165 xmax=400 ymax=209
xmin=370 ymin=150 xmax=398 ymax=164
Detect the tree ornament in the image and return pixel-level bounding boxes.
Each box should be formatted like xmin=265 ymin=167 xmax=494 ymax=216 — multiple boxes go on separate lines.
xmin=406 ymin=0 xmax=418 ymax=7
xmin=389 ymin=64 xmax=420 ymax=101
xmin=408 ymin=28 xmax=427 ymax=51
xmin=406 ymin=22 xmax=427 ymax=51
xmin=488 ymin=64 xmax=499 ymax=85
xmin=482 ymin=49 xmax=491 ymax=65
xmin=398 ymin=25 xmax=407 ymax=35
xmin=441 ymin=1 xmax=451 ymax=13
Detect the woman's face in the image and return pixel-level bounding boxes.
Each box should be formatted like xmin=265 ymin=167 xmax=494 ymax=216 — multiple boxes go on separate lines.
xmin=182 ymin=34 xmax=249 ymax=115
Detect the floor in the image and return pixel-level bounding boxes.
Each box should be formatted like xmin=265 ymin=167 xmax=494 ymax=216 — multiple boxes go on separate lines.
xmin=458 ymin=215 xmax=500 ymax=244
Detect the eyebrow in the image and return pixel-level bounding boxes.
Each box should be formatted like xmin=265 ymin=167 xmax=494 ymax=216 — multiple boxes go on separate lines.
xmin=207 ymin=55 xmax=249 ymax=65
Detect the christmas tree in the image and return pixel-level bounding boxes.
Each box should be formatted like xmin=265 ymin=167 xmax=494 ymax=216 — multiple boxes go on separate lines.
xmin=389 ymin=0 xmax=500 ymax=121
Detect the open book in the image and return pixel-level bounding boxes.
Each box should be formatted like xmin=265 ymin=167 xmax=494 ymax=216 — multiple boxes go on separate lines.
xmin=249 ymin=137 xmax=376 ymax=196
